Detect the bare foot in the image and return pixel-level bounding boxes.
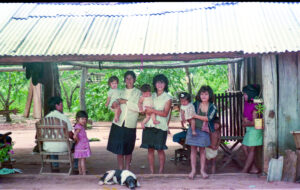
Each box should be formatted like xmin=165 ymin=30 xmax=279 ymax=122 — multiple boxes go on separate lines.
xmin=201 ymin=171 xmax=209 ymax=179
xmin=192 ymin=131 xmax=197 ymax=136
xmin=249 ymin=168 xmax=260 ymax=174
xmin=188 ymin=172 xmax=196 ymax=180
xmin=249 ymin=165 xmax=260 ymax=174
xmin=153 ymin=120 xmax=160 ymax=124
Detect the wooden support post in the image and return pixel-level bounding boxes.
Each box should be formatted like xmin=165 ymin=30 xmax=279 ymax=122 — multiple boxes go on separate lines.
xmin=278 ymin=53 xmax=298 ymax=153
xmin=262 ymin=54 xmax=278 ymax=174
xmin=228 ymin=63 xmax=235 ymax=91
xmin=80 ymin=67 xmax=87 ymax=111
xmin=33 ymin=83 xmax=42 ymax=119
xmin=24 ymin=80 xmax=33 ymax=118
xmin=184 ymin=67 xmax=192 ymax=96
xmin=282 ymin=149 xmax=298 ymax=182
xmin=240 ymin=60 xmax=244 ymax=91
xmin=249 ymin=57 xmax=255 ymax=85
xmin=243 ymin=58 xmax=248 ymax=87
xmin=234 ymin=62 xmax=239 ymax=90
xmin=297 ymin=150 xmax=300 ymax=181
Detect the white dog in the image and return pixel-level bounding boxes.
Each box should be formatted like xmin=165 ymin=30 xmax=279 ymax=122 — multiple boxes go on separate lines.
xmin=98 ymin=169 xmax=140 ymax=189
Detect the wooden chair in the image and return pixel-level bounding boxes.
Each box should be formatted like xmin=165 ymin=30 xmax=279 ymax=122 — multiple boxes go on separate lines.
xmin=174 ymin=129 xmax=190 ymax=165
xmin=0 ymin=132 xmax=13 ymax=169
xmin=35 ymin=117 xmax=73 ymax=175
xmin=171 ymin=100 xmax=191 ymax=165
xmin=214 ymin=91 xmax=244 ymax=169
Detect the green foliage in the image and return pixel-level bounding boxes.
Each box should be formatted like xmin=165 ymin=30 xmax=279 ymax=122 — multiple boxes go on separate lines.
xmin=0 ymin=143 xmax=13 ymax=163
xmin=89 ymin=138 xmax=100 ymax=142
xmin=0 ymin=72 xmax=29 ymax=113
xmin=0 ymin=61 xmax=229 ymax=122
xmin=255 ymin=104 xmax=265 ymax=118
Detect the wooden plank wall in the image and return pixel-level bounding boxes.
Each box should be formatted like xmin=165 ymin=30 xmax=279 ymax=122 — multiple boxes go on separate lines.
xmin=278 ymin=53 xmax=299 ymax=154
xmin=262 ymin=54 xmax=278 ymax=173
xmin=228 ymin=56 xmax=262 ymax=92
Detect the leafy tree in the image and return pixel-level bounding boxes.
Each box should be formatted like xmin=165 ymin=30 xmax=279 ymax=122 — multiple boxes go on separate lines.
xmin=0 ymin=72 xmax=28 ymax=122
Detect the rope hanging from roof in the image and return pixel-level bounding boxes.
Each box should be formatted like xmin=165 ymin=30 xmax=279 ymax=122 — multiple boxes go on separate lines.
xmin=140 ymin=54 xmax=143 ymax=71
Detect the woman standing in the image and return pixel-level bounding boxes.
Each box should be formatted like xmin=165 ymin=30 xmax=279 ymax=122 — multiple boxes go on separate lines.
xmin=189 ymin=85 xmax=217 ymax=179
xmin=241 ymin=84 xmax=262 ymax=174
xmin=140 ymin=74 xmax=172 ymax=174
xmin=107 ymin=71 xmax=141 ymax=170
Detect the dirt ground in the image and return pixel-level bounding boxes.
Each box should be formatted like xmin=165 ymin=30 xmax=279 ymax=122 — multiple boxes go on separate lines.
xmin=0 ymin=114 xmax=299 ymax=189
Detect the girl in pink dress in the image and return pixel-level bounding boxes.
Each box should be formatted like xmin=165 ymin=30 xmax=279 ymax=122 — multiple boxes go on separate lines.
xmin=73 ymin=110 xmax=91 ymax=175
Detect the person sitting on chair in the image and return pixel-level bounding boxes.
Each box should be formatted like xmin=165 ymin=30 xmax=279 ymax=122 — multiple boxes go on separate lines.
xmin=43 ymin=96 xmax=74 ymax=172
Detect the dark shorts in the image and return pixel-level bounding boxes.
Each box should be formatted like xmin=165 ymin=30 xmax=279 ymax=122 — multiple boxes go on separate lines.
xmin=140 ymin=127 xmax=168 ymax=150
xmin=107 ymin=123 xmax=137 ymax=155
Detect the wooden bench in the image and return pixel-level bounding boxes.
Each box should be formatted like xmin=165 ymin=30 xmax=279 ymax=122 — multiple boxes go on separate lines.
xmin=35 ymin=117 xmax=73 ymax=175
xmin=214 ymin=91 xmax=244 ymax=169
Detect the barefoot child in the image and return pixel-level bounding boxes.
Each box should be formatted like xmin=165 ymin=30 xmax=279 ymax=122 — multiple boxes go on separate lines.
xmin=138 ymin=84 xmax=160 ymax=129
xmin=105 ymin=76 xmax=122 ymax=122
xmin=178 ymin=92 xmax=196 ymax=136
xmin=187 ymin=85 xmax=217 ymax=179
xmin=73 ymin=110 xmax=91 ymax=175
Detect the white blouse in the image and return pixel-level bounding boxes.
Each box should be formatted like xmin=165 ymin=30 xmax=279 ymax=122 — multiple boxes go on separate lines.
xmin=145 ymin=92 xmax=173 ymax=131
xmin=112 ymin=87 xmax=141 ymax=128
xmin=180 ymin=103 xmax=196 ymax=121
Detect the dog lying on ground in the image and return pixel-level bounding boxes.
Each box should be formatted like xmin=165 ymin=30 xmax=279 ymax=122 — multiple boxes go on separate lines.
xmin=98 ymin=169 xmax=140 ymax=189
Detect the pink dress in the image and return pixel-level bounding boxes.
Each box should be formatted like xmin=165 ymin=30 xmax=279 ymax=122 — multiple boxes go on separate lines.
xmin=74 ymin=124 xmax=91 ymax=158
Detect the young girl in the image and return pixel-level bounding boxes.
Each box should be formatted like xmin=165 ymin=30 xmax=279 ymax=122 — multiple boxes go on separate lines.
xmin=138 ymin=84 xmax=159 ymax=129
xmin=178 ymin=92 xmax=196 ymax=136
xmin=186 ymin=85 xmax=217 ymax=179
xmin=241 ymin=84 xmax=262 ymax=174
xmin=105 ymin=76 xmax=122 ymax=122
xmin=73 ymin=110 xmax=91 ymax=175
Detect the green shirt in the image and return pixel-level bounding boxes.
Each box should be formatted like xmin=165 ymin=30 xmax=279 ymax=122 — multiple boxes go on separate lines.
xmin=145 ymin=92 xmax=173 ymax=131
xmin=112 ymin=87 xmax=141 ymax=129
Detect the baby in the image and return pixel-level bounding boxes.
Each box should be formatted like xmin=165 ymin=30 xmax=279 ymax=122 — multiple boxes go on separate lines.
xmin=105 ymin=76 xmax=122 ymax=122
xmin=178 ymin=92 xmax=196 ymax=136
xmin=138 ymin=84 xmax=160 ymax=129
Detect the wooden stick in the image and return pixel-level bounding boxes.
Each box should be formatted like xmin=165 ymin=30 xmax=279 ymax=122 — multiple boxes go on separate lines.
xmin=58 ymin=58 xmax=243 ymax=69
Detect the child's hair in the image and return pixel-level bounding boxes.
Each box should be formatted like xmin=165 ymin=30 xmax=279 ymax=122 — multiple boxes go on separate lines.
xmin=108 ymin=76 xmax=119 ymax=86
xmin=195 ymin=85 xmax=214 ymax=103
xmin=242 ymin=84 xmax=260 ymax=102
xmin=76 ymin=110 xmax=88 ymax=120
xmin=178 ymin=92 xmax=191 ymax=103
xmin=141 ymin=84 xmax=151 ymax=93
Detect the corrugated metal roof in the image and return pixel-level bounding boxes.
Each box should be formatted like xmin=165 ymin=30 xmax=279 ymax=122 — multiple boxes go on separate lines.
xmin=0 ymin=2 xmax=299 ymax=61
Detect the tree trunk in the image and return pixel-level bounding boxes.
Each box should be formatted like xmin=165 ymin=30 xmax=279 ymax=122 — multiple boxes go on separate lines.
xmin=184 ymin=67 xmax=192 ymax=95
xmin=4 ymin=105 xmax=11 ymax=122
xmin=80 ymin=67 xmax=87 ymax=111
